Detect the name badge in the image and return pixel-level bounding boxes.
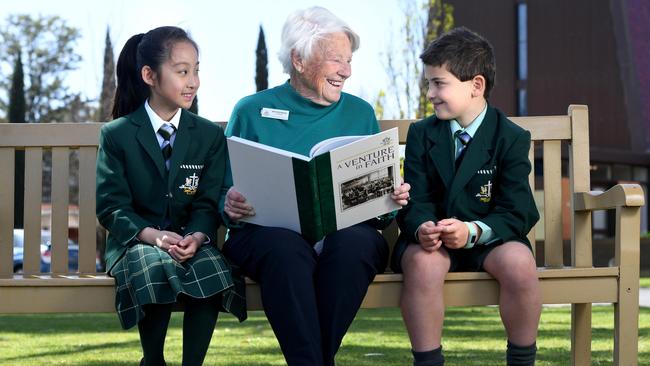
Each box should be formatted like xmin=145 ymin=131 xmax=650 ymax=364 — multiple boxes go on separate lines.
xmin=261 ymin=108 xmax=289 ymax=120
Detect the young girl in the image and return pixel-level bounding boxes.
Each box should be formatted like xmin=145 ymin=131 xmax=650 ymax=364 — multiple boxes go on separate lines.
xmin=96 ymin=26 xmax=246 ymax=366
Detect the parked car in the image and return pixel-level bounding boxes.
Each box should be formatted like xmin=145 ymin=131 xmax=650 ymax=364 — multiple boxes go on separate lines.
xmin=12 ymin=229 xmax=101 ymax=273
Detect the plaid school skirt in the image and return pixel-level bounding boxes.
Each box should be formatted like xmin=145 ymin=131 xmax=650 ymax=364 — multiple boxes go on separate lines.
xmin=110 ymin=243 xmax=247 ymax=329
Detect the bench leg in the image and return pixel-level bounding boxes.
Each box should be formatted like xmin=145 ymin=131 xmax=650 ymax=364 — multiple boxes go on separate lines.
xmin=614 ymin=297 xmax=638 ymax=366
xmin=571 ymin=303 xmax=591 ymax=366
xmin=614 ymin=206 xmax=640 ymax=366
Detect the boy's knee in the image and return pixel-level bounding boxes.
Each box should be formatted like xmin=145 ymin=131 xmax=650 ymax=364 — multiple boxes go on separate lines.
xmin=487 ymin=243 xmax=536 ymax=275
xmin=402 ymin=246 xmax=449 ymax=279
xmin=497 ymin=256 xmax=539 ymax=292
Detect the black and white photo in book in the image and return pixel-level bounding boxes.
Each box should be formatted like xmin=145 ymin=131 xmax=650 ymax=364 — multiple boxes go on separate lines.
xmin=340 ymin=166 xmax=395 ymax=211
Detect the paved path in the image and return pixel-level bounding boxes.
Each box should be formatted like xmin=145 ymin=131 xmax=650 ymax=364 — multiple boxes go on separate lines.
xmin=545 ymin=287 xmax=650 ymax=307
xmin=641 ymin=287 xmax=650 ymax=307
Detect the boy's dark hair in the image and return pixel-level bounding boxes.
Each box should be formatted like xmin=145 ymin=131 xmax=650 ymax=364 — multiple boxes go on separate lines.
xmin=112 ymin=26 xmax=199 ymax=119
xmin=420 ymin=26 xmax=496 ymax=99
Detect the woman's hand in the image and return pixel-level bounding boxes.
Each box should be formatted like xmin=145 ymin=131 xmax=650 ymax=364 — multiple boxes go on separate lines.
xmin=224 ymin=187 xmax=255 ymax=221
xmin=391 ymin=182 xmax=411 ymax=207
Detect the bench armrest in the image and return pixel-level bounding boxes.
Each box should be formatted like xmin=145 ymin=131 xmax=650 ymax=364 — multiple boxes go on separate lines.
xmin=573 ymin=184 xmax=645 ymax=212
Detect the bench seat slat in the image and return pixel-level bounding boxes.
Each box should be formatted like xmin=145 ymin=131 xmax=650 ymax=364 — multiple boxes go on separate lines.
xmin=0 ymin=268 xmax=620 ymax=312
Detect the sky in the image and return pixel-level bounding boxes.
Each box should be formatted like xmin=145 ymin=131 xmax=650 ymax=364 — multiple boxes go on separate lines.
xmin=0 ymin=0 xmax=407 ymax=122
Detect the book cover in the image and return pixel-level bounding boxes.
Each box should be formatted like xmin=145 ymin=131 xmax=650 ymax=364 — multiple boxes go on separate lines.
xmin=227 ymin=128 xmax=401 ymax=241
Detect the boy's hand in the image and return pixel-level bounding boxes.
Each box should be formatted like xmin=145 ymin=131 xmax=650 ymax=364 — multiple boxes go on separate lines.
xmin=438 ymin=218 xmax=469 ymax=249
xmin=224 ymin=187 xmax=255 ymax=221
xmin=417 ymin=221 xmax=443 ymax=252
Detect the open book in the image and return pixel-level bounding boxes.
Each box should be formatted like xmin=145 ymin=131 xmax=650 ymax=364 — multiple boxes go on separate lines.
xmin=227 ymin=128 xmax=401 ymax=242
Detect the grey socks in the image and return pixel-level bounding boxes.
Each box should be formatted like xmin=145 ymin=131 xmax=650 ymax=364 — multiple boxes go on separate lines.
xmin=506 ymin=340 xmax=537 ymax=366
xmin=412 ymin=346 xmax=444 ymax=366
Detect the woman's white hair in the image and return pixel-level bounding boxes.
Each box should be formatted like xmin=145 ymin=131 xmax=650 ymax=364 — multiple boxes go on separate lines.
xmin=278 ymin=6 xmax=360 ymax=74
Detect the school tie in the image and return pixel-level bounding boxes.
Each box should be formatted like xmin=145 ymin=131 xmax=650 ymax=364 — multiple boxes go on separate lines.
xmin=454 ymin=130 xmax=472 ymax=168
xmin=158 ymin=124 xmax=176 ymax=169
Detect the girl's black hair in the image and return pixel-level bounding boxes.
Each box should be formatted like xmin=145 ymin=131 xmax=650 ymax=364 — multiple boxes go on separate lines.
xmin=112 ymin=26 xmax=198 ymax=119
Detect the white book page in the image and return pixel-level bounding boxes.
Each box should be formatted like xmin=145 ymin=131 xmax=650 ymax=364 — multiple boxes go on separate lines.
xmin=309 ymin=135 xmax=365 ymax=158
xmin=227 ymin=137 xmax=308 ymax=233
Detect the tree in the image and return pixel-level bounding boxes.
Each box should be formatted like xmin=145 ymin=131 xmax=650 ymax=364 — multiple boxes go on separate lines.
xmin=8 ymin=50 xmax=25 ymax=124
xmin=98 ymin=26 xmax=115 ymax=122
xmin=0 ymin=14 xmax=81 ymax=123
xmin=9 ymin=48 xmax=26 ymax=228
xmin=255 ymin=25 xmax=268 ymax=92
xmin=379 ymin=0 xmax=454 ymax=119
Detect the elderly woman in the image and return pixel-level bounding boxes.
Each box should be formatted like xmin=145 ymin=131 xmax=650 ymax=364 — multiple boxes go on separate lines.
xmin=222 ymin=6 xmax=410 ymax=366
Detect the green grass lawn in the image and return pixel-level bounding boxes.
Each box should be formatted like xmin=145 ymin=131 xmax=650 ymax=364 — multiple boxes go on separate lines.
xmin=0 ymin=306 xmax=648 ymax=365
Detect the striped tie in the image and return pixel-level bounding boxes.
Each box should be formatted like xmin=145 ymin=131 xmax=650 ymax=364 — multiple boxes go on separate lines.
xmin=158 ymin=124 xmax=176 ymax=169
xmin=454 ymin=130 xmax=472 ymax=168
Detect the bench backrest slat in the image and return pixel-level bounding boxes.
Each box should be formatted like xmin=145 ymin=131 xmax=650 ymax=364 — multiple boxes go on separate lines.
xmin=51 ymin=147 xmax=71 ymax=274
xmin=78 ymin=146 xmax=98 ymax=274
xmin=0 ymin=123 xmax=101 ymax=147
xmin=0 ymin=106 xmax=591 ymax=277
xmin=543 ymin=140 xmax=563 ymax=267
xmin=0 ymin=148 xmax=15 ymax=277
xmin=568 ymin=105 xmax=592 ymax=267
xmin=527 ymin=144 xmax=536 ymax=251
xmin=377 ymin=120 xmax=411 ymax=144
xmin=23 ymin=148 xmax=43 ymax=275
xmin=510 ymin=115 xmax=572 ymax=140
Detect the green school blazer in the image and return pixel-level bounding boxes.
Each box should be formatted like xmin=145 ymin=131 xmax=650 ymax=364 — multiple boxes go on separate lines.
xmin=96 ymin=105 xmax=227 ymax=272
xmin=396 ymin=106 xmax=539 ymax=247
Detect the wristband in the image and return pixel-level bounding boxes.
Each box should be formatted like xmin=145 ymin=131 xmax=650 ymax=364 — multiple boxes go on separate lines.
xmin=464 ymin=221 xmax=478 ymax=249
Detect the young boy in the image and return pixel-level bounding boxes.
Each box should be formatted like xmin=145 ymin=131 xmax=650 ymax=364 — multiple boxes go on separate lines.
xmin=393 ymin=27 xmax=541 ymax=366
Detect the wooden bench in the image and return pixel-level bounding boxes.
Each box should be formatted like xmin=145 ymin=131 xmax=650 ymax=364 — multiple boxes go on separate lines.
xmin=0 ymin=105 xmax=643 ymax=365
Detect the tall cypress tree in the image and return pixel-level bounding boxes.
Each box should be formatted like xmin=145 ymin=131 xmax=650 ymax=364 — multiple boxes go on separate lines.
xmin=9 ymin=50 xmax=26 ymax=228
xmin=255 ymin=25 xmax=268 ymax=92
xmin=98 ymin=27 xmax=115 ymax=121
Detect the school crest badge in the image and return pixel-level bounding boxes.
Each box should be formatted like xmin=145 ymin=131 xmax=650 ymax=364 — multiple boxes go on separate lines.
xmin=475 ymin=180 xmax=492 ymax=203
xmin=179 ymin=173 xmax=199 ymax=195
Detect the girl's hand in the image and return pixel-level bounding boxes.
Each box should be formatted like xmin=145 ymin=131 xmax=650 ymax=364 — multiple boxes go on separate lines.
xmin=137 ymin=227 xmax=182 ymax=250
xmin=391 ymin=182 xmax=411 ymax=207
xmin=169 ymin=233 xmax=203 ymax=263
xmin=224 ymin=187 xmax=255 ymax=221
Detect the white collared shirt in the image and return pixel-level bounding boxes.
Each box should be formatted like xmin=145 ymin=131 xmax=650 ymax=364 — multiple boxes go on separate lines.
xmin=145 ymin=100 xmax=181 ymax=148
xmin=449 ymin=103 xmax=488 ymax=155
